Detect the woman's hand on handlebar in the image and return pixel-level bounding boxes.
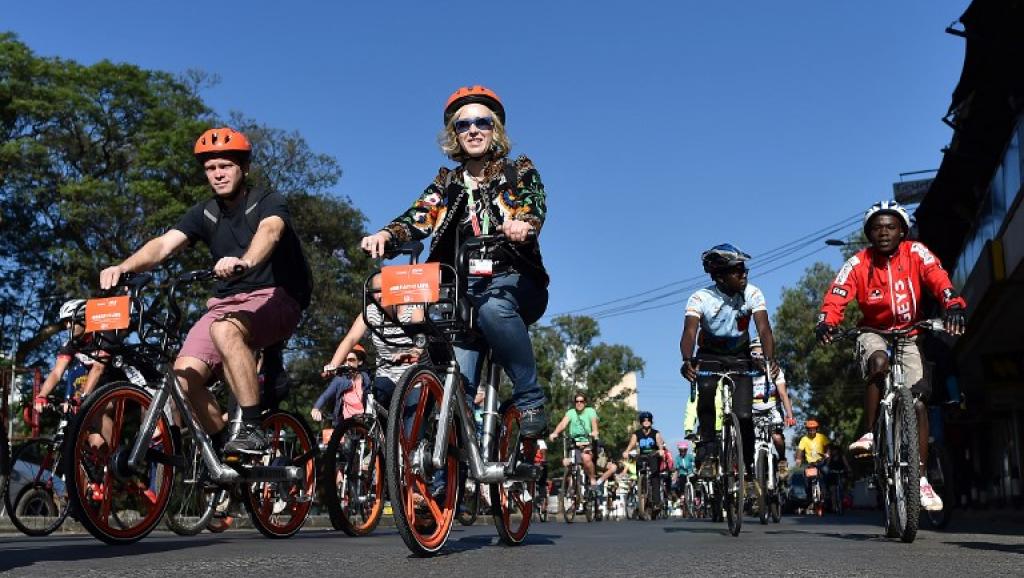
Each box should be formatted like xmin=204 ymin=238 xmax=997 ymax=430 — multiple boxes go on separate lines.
xmin=360 ymin=231 xmax=393 ymax=259
xmin=214 ymin=256 xmax=250 ymax=279
xmin=501 ymin=220 xmax=534 ymax=243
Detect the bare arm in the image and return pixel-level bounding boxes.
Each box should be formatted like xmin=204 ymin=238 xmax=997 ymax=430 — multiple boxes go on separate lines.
xmin=36 ymin=357 xmax=71 ymax=410
xmin=80 ymin=357 xmax=108 ymax=397
xmin=549 ymin=415 xmax=570 ymax=441
xmin=590 ymin=414 xmax=600 ymax=439
xmin=100 ymin=230 xmax=190 ymax=289
xmin=242 ymin=216 xmax=285 ymax=267
xmin=753 ymin=310 xmax=775 ymax=361
xmin=326 ymin=315 xmax=369 ymax=372
xmin=680 ymin=316 xmax=700 ymax=380
xmin=622 ymin=434 xmax=638 ymax=458
xmin=776 ymin=378 xmax=795 ymax=424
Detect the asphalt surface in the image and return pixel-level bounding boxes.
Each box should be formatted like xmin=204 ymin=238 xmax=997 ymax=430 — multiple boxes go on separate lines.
xmin=1 ymin=511 xmax=1021 ymax=577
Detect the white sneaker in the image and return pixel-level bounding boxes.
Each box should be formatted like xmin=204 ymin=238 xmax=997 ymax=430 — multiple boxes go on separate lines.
xmin=849 ymin=432 xmax=874 ymax=453
xmin=920 ymin=477 xmax=943 ymax=512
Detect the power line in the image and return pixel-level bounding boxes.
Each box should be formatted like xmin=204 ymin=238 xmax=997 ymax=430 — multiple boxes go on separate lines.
xmin=547 ymin=212 xmax=861 ymax=319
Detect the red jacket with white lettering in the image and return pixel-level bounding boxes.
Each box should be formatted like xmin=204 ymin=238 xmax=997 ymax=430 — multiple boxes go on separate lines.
xmin=819 ymin=241 xmax=966 ymax=330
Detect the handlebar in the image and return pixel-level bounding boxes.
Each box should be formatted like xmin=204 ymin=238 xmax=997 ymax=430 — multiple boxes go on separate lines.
xmin=832 ymin=318 xmax=944 ymax=341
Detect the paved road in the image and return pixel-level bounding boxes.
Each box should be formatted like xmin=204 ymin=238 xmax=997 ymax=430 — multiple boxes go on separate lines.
xmin=1 ymin=512 xmax=1020 ymax=577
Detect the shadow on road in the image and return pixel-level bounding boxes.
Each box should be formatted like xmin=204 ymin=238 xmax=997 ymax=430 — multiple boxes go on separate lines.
xmin=414 ymin=531 xmax=561 ymax=558
xmin=943 ymin=541 xmax=1024 ymax=555
xmin=0 ymin=535 xmax=225 ymax=573
xmin=662 ymin=526 xmax=733 ymax=537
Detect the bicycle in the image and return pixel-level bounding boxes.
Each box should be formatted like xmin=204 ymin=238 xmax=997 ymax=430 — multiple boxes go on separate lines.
xmin=688 ymin=357 xmax=755 ymax=536
xmin=560 ymin=437 xmax=594 ymax=523
xmin=752 ymin=413 xmax=782 ymax=525
xmin=63 ymin=270 xmax=316 ymax=544
xmin=923 ymin=437 xmax=953 ymax=529
xmin=375 ymin=234 xmax=542 ymax=556
xmin=533 ymin=477 xmax=548 ymax=523
xmin=318 ymin=365 xmax=388 ymax=537
xmin=833 ymin=318 xmax=945 ymax=543
xmin=634 ymin=452 xmax=663 ymax=521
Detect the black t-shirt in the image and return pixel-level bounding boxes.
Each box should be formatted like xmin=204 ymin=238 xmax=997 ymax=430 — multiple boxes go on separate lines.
xmin=636 ymin=428 xmax=660 ymax=455
xmin=174 ymin=191 xmax=307 ymax=300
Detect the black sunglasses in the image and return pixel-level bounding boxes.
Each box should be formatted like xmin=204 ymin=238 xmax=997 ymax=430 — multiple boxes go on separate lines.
xmin=574 ymin=399 xmax=586 ymax=404
xmin=454 ymin=116 xmax=495 ymax=134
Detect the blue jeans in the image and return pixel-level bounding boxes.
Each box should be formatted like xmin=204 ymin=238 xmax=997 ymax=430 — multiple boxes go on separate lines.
xmin=454 ymin=272 xmax=548 ymax=411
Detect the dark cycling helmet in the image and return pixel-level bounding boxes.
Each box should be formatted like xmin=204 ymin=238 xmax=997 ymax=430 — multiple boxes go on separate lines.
xmin=638 ymin=411 xmax=653 ymax=422
xmin=701 ymin=243 xmax=752 ymax=274
xmin=863 ymin=200 xmax=912 ymax=236
xmin=444 ymin=85 xmax=505 ymax=126
xmin=194 ymin=127 xmax=252 ymax=161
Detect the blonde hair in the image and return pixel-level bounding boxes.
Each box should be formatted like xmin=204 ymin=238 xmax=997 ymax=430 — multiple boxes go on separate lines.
xmin=438 ymin=105 xmax=511 ymax=162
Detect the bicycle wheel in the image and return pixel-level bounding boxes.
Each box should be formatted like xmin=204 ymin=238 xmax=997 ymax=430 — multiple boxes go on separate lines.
xmin=583 ymin=476 xmax=594 ymax=523
xmin=64 ymin=382 xmax=176 ymax=545
xmin=561 ymin=470 xmax=577 ymax=523
xmin=755 ymin=450 xmax=768 ymax=525
xmin=242 ymin=411 xmax=316 ymax=538
xmin=385 ymin=366 xmax=459 ymax=556
xmin=889 ymin=387 xmax=920 ymax=542
xmin=490 ymin=404 xmax=534 ymax=545
xmin=164 ymin=428 xmax=217 ymax=536
xmin=924 ymin=442 xmax=953 ymax=529
xmin=723 ymin=413 xmax=745 ymax=536
xmin=322 ymin=418 xmax=384 ymax=536
xmin=637 ymin=473 xmax=649 ymax=521
xmin=457 ymin=478 xmax=480 ymax=526
xmin=5 ymin=438 xmax=71 ymax=536
xmin=626 ymin=487 xmax=639 ymax=520
xmin=534 ymin=484 xmax=548 ymax=522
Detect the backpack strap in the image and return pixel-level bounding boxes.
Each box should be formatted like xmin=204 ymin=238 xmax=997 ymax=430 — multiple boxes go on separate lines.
xmin=201 ymin=189 xmax=274 ymax=241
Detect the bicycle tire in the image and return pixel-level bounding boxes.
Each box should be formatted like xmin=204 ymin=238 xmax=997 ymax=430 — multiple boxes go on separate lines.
xmin=583 ymin=474 xmax=594 ymax=523
xmin=6 ymin=438 xmax=71 ymax=536
xmin=755 ymin=450 xmax=768 ymax=525
xmin=457 ymin=478 xmax=480 ymax=526
xmin=322 ymin=418 xmax=384 ymax=536
xmin=561 ymin=471 xmax=577 ymax=523
xmin=637 ymin=472 xmax=648 ymax=521
xmin=384 ymin=366 xmax=458 ymax=556
xmin=242 ymin=411 xmax=316 ymax=539
xmin=891 ymin=387 xmax=920 ymax=542
xmin=64 ymin=382 xmax=176 ymax=545
xmin=490 ymin=404 xmax=534 ymax=545
xmin=164 ymin=429 xmax=217 ymax=536
xmin=723 ymin=413 xmax=745 ymax=537
xmin=923 ymin=442 xmax=953 ymax=529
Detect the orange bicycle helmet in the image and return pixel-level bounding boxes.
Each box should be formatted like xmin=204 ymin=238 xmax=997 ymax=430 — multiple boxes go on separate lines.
xmin=443 ymin=85 xmax=505 ymax=126
xmin=194 ymin=127 xmax=252 ymax=159
xmin=806 ymin=419 xmax=819 ymax=429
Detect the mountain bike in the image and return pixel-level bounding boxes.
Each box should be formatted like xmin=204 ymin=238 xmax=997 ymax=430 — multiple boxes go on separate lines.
xmin=560 ymin=437 xmax=593 ymax=523
xmin=63 ymin=270 xmax=316 ymax=544
xmin=688 ymin=357 xmax=754 ymax=536
xmin=752 ymin=413 xmax=782 ymax=524
xmin=833 ymin=319 xmax=945 ymax=543
xmin=376 ymin=235 xmax=542 ymax=556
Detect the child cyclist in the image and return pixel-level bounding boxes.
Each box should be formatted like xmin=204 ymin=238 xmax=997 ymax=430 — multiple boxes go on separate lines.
xmin=680 ymin=244 xmax=780 ymax=478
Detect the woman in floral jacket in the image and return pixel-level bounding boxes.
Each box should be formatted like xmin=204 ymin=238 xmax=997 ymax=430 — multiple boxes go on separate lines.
xmin=360 ymin=85 xmax=549 ymax=437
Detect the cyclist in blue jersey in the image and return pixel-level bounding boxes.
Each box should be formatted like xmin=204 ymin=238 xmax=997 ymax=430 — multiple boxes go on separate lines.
xmin=672 ymin=440 xmax=696 ymax=499
xmin=680 ymin=244 xmax=780 ymax=479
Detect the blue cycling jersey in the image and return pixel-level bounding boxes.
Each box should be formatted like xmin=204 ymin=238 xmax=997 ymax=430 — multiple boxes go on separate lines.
xmin=685 ymin=283 xmax=767 ymax=355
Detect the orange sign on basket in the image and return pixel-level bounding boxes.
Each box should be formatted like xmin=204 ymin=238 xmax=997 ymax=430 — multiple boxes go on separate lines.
xmin=380 ymin=263 xmax=441 ymax=306
xmin=84 ymin=296 xmax=131 ymax=332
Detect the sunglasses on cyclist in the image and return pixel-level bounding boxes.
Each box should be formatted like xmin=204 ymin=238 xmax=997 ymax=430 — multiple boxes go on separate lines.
xmin=725 ymin=264 xmax=747 ymax=275
xmin=574 ymin=399 xmax=586 ymax=404
xmin=454 ymin=116 xmax=495 ymax=134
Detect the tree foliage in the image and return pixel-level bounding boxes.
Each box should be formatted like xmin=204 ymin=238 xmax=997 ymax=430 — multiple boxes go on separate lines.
xmin=0 ymin=34 xmax=372 ymax=417
xmin=530 ymin=314 xmax=645 ymax=468
xmin=772 ymin=261 xmax=863 ymax=446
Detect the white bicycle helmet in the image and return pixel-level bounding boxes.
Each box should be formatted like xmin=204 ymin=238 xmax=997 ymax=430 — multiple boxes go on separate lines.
xmin=863 ymin=201 xmax=912 ymax=236
xmin=58 ymin=299 xmax=86 ymax=322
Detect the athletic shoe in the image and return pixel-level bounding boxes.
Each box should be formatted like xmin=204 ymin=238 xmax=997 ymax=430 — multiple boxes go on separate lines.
xmin=849 ymin=432 xmax=874 ymax=454
xmin=920 ymin=477 xmax=944 ymax=511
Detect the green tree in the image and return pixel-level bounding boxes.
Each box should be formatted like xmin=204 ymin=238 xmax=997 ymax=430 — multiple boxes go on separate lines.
xmin=773 ymin=261 xmax=863 ymax=446
xmin=0 ymin=34 xmax=372 ymax=420
xmin=530 ymin=314 xmax=645 ymax=470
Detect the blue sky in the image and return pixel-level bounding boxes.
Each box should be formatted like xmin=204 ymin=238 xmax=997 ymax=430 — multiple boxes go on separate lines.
xmin=6 ymin=0 xmax=969 ymax=444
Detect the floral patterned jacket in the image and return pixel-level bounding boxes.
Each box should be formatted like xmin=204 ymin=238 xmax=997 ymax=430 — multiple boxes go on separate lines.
xmin=382 ymin=155 xmax=549 ymax=286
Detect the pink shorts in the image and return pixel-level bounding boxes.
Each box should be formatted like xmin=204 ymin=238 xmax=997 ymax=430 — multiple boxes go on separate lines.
xmin=179 ymin=287 xmax=300 ymax=371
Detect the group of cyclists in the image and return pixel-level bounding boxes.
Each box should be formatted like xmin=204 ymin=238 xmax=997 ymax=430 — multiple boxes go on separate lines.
xmin=9 ymin=84 xmax=968 ymax=551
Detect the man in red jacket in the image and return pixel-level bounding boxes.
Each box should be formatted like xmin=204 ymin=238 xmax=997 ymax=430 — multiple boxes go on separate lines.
xmin=816 ymin=201 xmax=966 ymax=511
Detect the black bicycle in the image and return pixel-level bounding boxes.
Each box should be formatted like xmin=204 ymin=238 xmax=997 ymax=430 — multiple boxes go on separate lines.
xmin=688 ymin=358 xmax=755 ymax=537
xmin=833 ymin=319 xmax=947 ymax=543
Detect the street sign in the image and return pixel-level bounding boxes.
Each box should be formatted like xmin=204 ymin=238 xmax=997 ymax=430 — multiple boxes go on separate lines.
xmin=893 ymin=178 xmax=934 ymax=204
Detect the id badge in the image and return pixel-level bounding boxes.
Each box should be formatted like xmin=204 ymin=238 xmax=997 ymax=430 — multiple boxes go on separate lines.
xmin=469 ymin=258 xmax=494 ymax=276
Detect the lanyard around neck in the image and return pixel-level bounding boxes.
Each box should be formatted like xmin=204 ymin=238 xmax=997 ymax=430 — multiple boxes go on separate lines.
xmin=464 ymin=173 xmax=490 ymax=236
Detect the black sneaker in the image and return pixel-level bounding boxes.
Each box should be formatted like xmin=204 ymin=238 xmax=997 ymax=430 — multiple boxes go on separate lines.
xmin=519 ymin=407 xmax=548 ymax=438
xmin=223 ymin=423 xmax=268 ymax=455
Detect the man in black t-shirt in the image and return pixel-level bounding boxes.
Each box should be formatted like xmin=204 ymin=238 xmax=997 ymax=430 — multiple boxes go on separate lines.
xmin=100 ymin=127 xmax=310 ymax=455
